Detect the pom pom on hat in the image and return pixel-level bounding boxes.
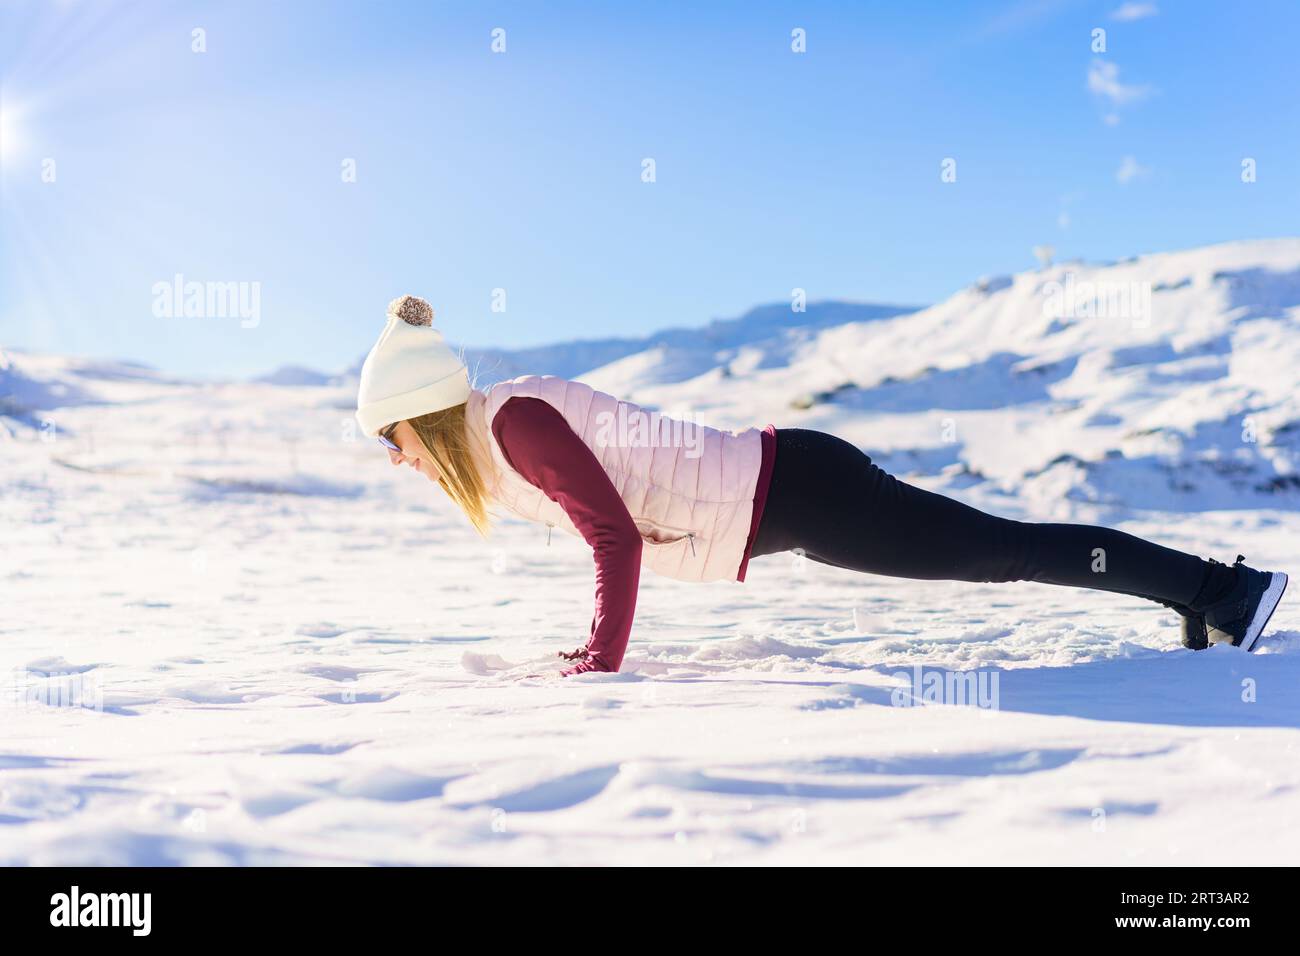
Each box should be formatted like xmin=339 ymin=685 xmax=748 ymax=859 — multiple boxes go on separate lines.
xmin=355 ymin=295 xmax=471 ymax=437
xmin=388 ymin=295 xmax=434 ymax=327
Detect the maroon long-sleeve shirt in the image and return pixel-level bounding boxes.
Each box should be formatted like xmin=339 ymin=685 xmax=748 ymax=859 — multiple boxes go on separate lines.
xmin=491 ymin=396 xmax=776 ymax=675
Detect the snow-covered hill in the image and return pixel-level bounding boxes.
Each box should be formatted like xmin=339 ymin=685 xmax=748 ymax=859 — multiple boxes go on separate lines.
xmin=333 ymin=298 xmax=919 ymax=386
xmin=3 ymin=239 xmax=1299 ymax=866
xmin=594 ymin=239 xmax=1300 ymax=518
xmin=161 ymin=235 xmax=1300 ymax=519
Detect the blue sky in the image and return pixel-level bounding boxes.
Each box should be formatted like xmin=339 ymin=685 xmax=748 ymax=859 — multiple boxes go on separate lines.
xmin=1 ymin=0 xmax=1298 ymax=377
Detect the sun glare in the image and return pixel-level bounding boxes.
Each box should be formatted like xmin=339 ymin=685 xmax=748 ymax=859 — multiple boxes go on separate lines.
xmin=0 ymin=102 xmax=25 ymax=164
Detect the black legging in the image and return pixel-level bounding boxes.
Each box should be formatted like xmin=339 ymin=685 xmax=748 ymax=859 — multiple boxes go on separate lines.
xmin=751 ymin=429 xmax=1219 ymax=609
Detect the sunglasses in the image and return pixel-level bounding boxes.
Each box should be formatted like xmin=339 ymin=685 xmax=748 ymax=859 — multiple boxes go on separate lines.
xmin=377 ymin=424 xmax=401 ymax=453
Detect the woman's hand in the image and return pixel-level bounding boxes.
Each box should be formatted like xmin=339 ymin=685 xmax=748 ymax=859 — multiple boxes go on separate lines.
xmin=558 ymin=646 xmax=611 ymax=676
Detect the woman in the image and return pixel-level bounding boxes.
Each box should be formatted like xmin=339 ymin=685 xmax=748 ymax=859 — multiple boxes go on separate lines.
xmin=357 ymin=295 xmax=1289 ymax=675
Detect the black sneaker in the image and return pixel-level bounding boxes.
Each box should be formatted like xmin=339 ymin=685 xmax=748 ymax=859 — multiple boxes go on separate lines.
xmin=1197 ymin=555 xmax=1289 ymax=652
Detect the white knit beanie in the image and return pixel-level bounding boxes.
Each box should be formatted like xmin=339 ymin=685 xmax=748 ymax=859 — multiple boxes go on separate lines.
xmin=355 ymin=295 xmax=472 ymax=437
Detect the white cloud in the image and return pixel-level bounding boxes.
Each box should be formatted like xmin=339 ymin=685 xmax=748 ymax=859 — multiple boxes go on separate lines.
xmin=1116 ymin=155 xmax=1150 ymax=184
xmin=1088 ymin=60 xmax=1153 ymax=106
xmin=971 ymin=0 xmax=1070 ymax=40
xmin=1111 ymin=2 xmax=1159 ymax=21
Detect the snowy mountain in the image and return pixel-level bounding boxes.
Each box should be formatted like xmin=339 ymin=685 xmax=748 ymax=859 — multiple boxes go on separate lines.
xmin=8 ymin=239 xmax=1300 ymax=516
xmin=252 ymin=365 xmax=343 ymax=387
xmin=603 ymin=238 xmax=1300 ymax=518
xmin=6 ymin=239 xmax=1299 ymax=518
xmin=263 ymin=238 xmax=1300 ymax=518
xmin=0 ymin=351 xmax=179 ymax=434
xmin=455 ymin=299 xmax=920 ymax=386
xmin=329 ymin=299 xmax=920 ymax=387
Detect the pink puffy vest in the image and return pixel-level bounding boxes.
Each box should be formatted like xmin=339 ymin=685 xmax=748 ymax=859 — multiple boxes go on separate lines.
xmin=464 ymin=375 xmax=765 ymax=583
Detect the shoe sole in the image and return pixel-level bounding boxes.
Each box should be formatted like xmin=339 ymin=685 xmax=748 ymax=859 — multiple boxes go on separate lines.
xmin=1242 ymin=572 xmax=1288 ymax=653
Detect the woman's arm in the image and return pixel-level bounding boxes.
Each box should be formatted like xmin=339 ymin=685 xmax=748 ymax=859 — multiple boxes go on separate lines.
xmin=491 ymin=396 xmax=642 ymax=674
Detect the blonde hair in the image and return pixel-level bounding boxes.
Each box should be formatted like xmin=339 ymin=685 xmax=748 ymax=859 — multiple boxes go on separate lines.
xmin=407 ymin=402 xmax=492 ymax=537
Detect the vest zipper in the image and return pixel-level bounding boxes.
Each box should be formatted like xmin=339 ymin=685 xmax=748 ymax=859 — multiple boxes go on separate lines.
xmin=545 ymin=521 xmax=553 ymax=546
xmin=635 ymin=519 xmax=702 ymax=554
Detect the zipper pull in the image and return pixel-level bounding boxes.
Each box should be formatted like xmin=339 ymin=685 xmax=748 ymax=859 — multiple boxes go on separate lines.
xmin=687 ymin=532 xmax=696 ymax=557
xmin=546 ymin=522 xmax=553 ymax=546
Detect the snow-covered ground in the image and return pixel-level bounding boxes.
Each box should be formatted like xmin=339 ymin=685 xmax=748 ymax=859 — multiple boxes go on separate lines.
xmin=3 ymin=239 xmax=1300 ymax=865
